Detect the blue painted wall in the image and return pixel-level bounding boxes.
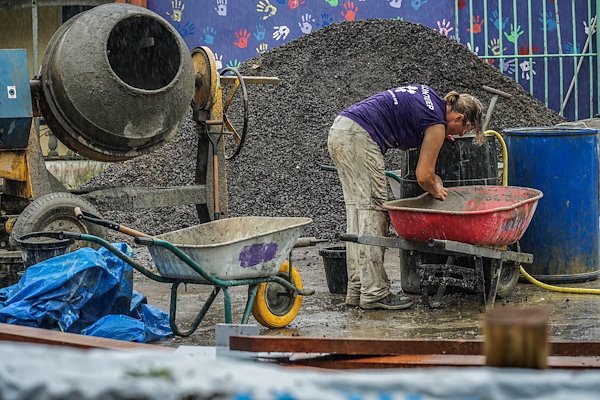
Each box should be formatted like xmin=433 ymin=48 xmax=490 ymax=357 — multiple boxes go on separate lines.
xmin=147 ymin=0 xmax=597 ymax=121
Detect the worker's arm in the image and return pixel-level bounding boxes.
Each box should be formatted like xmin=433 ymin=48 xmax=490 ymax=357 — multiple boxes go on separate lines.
xmin=416 ymin=124 xmax=448 ymax=200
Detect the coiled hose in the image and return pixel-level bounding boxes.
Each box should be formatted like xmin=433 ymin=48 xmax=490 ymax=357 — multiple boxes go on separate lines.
xmin=486 ymin=129 xmax=600 ymax=295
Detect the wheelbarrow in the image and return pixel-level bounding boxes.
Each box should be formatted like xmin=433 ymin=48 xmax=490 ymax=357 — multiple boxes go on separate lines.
xmin=343 ymin=185 xmax=543 ymax=310
xmin=31 ymin=215 xmax=315 ymax=336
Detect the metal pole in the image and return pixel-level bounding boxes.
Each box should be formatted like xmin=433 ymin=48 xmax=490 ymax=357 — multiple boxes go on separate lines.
xmin=597 ymin=0 xmax=600 ymax=116
xmin=542 ymin=0 xmax=549 ymax=108
xmin=527 ymin=0 xmax=534 ymax=95
xmin=556 ymin=0 xmax=565 ymax=116
xmin=468 ymin=0 xmax=474 ymax=50
xmin=454 ymin=0 xmax=460 ymax=43
xmin=31 ymin=0 xmax=40 ymax=137
xmin=512 ymin=0 xmax=518 ymax=82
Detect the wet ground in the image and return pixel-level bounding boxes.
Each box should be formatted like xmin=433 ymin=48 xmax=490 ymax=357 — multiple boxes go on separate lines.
xmin=132 ymin=243 xmax=600 ymax=348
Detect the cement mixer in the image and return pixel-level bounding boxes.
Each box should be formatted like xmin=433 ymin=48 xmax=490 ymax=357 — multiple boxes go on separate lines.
xmin=0 ymin=3 xmax=276 ymax=285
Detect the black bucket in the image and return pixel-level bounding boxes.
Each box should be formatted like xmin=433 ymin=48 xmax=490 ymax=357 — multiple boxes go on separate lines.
xmin=319 ymin=246 xmax=348 ymax=294
xmin=16 ymin=232 xmax=74 ymax=268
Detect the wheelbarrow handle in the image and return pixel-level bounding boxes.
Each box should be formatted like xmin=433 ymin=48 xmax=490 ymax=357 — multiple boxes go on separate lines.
xmin=339 ymin=233 xmax=359 ymax=243
xmin=482 ymin=85 xmax=512 ymax=99
xmin=74 ymin=207 xmax=151 ymax=238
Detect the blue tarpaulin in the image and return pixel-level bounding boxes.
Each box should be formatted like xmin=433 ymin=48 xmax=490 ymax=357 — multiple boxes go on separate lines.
xmin=0 ymin=243 xmax=172 ymax=343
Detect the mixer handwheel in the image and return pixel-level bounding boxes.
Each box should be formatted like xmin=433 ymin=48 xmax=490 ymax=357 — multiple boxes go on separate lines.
xmin=9 ymin=193 xmax=106 ymax=249
xmin=219 ymin=67 xmax=248 ymax=160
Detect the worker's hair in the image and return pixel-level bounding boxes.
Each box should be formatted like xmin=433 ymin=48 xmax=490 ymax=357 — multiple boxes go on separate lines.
xmin=445 ymin=91 xmax=484 ymax=144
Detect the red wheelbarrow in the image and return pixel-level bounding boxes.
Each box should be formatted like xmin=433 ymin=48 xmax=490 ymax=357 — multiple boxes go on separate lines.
xmin=342 ymin=186 xmax=543 ymax=310
xmin=383 ymin=185 xmax=543 ymax=246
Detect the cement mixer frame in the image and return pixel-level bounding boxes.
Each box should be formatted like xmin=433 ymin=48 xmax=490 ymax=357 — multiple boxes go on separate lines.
xmin=0 ymin=4 xmax=278 ymax=285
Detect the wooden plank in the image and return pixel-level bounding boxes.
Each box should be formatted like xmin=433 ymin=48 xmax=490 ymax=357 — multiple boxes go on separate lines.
xmin=289 ymin=355 xmax=484 ymax=369
xmin=231 ymin=335 xmax=600 ymax=358
xmin=286 ymin=354 xmax=600 ymax=370
xmin=0 ymin=323 xmax=173 ymax=352
xmin=230 ymin=336 xmax=483 ymax=355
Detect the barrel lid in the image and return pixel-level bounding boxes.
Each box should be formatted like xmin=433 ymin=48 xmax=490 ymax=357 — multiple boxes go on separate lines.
xmin=504 ymin=126 xmax=598 ymax=136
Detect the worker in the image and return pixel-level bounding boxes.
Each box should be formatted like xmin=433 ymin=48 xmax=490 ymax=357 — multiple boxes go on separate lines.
xmin=327 ymin=84 xmax=483 ymax=310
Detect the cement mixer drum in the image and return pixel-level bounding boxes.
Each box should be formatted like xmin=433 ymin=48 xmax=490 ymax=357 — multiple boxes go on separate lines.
xmin=39 ymin=3 xmax=194 ymax=161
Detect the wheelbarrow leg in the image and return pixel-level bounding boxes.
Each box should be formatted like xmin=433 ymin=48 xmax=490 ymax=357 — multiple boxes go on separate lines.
xmin=223 ymin=287 xmax=232 ymax=324
xmin=242 ymin=284 xmax=259 ymax=324
xmin=475 ymin=257 xmax=488 ymax=312
xmin=485 ymin=259 xmax=502 ymax=310
xmin=169 ymin=282 xmax=221 ymax=337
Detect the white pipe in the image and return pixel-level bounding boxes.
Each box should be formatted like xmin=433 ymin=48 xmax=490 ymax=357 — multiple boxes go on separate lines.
xmin=561 ymin=14 xmax=597 ymax=114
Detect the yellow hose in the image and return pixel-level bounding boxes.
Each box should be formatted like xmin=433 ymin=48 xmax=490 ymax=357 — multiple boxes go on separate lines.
xmin=485 ymin=129 xmax=600 ymax=295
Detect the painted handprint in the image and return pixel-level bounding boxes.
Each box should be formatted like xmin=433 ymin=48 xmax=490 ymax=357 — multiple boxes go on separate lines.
xmin=563 ymin=42 xmax=581 ymax=54
xmin=254 ymin=24 xmax=266 ymax=41
xmin=467 ymin=15 xmax=484 ymax=34
xmin=257 ymin=0 xmax=277 ymax=20
xmin=466 ymin=42 xmax=479 ymax=55
xmin=203 ymin=27 xmax=217 ymax=45
xmin=457 ymin=0 xmax=465 ymax=9
xmin=256 ymin=43 xmax=269 ymax=54
xmin=233 ymin=29 xmax=251 ymax=49
xmin=501 ymin=58 xmax=515 ymax=75
xmin=488 ymin=38 xmax=506 ymax=56
xmin=215 ymin=0 xmax=227 ymax=16
xmin=227 ymin=59 xmax=241 ymax=70
xmin=175 ymin=21 xmax=195 ymax=37
xmin=519 ymin=60 xmax=536 ymax=81
xmin=489 ymin=10 xmax=509 ymax=31
xmin=320 ymin=13 xmax=335 ymax=27
xmin=214 ymin=53 xmax=223 ymax=70
xmin=288 ymin=0 xmax=305 ymax=10
xmin=325 ymin=0 xmax=339 ymax=6
xmin=519 ymin=42 xmax=539 ymax=55
xmin=389 ymin=0 xmax=402 ymax=9
xmin=272 ymin=25 xmax=290 ymax=41
xmin=504 ymin=24 xmax=523 ymax=45
xmin=299 ymin=13 xmax=315 ymax=34
xmin=437 ymin=19 xmax=453 ymax=37
xmin=167 ymin=0 xmax=185 ymax=22
xmin=584 ymin=17 xmax=597 ymax=36
xmin=538 ymin=12 xmax=557 ymax=32
xmin=340 ymin=1 xmax=358 ymax=21
xmin=410 ymin=0 xmax=428 ymax=11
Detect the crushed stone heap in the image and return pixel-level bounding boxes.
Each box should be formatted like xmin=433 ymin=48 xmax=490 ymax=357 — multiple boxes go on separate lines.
xmin=85 ymin=19 xmax=564 ymax=239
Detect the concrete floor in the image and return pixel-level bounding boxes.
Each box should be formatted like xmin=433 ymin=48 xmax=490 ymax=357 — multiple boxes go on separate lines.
xmin=133 ymin=243 xmax=600 ymax=348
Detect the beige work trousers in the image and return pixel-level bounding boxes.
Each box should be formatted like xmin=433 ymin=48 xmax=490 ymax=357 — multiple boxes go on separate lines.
xmin=327 ymin=115 xmax=390 ymax=303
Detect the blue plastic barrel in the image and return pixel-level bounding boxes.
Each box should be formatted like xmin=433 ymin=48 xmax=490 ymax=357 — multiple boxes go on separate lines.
xmin=504 ymin=126 xmax=599 ymax=283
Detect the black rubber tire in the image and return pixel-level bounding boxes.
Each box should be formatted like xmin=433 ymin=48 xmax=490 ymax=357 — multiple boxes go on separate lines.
xmin=10 ymin=192 xmax=106 ymax=249
xmin=496 ymin=262 xmax=520 ymax=298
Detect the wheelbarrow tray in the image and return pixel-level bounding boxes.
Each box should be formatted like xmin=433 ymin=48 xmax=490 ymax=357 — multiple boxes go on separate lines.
xmin=382 ymin=185 xmax=543 ymax=246
xmin=148 ymin=216 xmax=312 ymax=281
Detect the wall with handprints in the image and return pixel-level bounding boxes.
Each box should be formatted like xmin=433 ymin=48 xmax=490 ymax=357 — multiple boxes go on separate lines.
xmin=147 ymin=0 xmax=597 ymax=121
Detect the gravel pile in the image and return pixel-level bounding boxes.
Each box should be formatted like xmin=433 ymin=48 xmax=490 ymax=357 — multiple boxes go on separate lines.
xmin=85 ymin=19 xmax=564 ymax=240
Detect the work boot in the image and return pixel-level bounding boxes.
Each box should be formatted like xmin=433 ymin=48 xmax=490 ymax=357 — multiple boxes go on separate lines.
xmin=345 ymin=293 xmax=360 ymax=307
xmin=359 ymin=293 xmax=414 ymax=310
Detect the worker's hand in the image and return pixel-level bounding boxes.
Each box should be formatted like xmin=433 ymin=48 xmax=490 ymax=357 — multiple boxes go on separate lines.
xmin=430 ymin=175 xmax=448 ymax=200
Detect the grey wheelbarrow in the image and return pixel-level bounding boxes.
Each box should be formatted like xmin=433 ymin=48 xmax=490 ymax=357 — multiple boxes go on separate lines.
xmin=37 ymin=213 xmax=315 ymax=337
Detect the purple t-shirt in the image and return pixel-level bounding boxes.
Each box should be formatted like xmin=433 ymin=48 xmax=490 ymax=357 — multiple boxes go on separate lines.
xmin=339 ymin=84 xmax=446 ymax=153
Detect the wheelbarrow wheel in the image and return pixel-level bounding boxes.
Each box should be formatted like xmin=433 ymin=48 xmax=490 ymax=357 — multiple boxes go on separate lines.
xmin=252 ymin=261 xmax=303 ymax=329
xmin=496 ymin=241 xmax=522 ymax=298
